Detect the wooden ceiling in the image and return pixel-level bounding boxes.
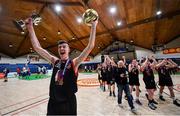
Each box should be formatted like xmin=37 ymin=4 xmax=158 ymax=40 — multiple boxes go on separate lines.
xmin=0 ymin=0 xmax=179 ymax=58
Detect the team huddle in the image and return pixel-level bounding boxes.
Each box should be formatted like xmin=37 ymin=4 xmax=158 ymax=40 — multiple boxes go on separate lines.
xmin=97 ymin=55 xmax=180 ymax=112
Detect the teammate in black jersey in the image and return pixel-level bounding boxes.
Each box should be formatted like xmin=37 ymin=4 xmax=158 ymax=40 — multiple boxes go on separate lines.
xmin=141 ymin=56 xmax=158 ymax=110
xmin=26 ymin=18 xmax=98 ymax=115
xmin=97 ymin=64 xmax=103 ymax=89
xmin=129 ymin=59 xmax=142 ymax=105
xmin=156 ymin=59 xmax=180 ymax=107
xmin=106 ymin=56 xmax=116 ymax=97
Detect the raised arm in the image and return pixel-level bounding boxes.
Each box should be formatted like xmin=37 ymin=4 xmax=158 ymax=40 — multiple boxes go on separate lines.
xmin=150 ymin=56 xmax=157 ymax=69
xmin=156 ymin=59 xmax=166 ymax=69
xmin=141 ymin=56 xmax=148 ymax=71
xmin=128 ymin=64 xmax=133 ymax=72
xmin=26 ymin=18 xmax=58 ymax=65
xmin=122 ymin=56 xmax=126 ymax=65
xmin=166 ymin=59 xmax=177 ymax=68
xmin=168 ymin=59 xmax=178 ymax=67
xmin=73 ymin=21 xmax=98 ymax=72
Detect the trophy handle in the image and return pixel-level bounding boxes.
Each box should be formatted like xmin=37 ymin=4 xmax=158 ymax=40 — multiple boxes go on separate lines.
xmin=13 ymin=20 xmax=26 ymax=31
xmin=31 ymin=13 xmax=42 ymax=25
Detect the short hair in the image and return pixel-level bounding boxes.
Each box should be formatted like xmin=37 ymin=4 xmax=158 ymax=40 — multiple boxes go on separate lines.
xmin=58 ymin=40 xmax=69 ymax=45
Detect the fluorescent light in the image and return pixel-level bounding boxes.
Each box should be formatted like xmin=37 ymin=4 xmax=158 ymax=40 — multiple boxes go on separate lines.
xmin=77 ymin=17 xmax=82 ymax=23
xmin=109 ymin=6 xmax=117 ymax=14
xmin=58 ymin=30 xmax=61 ymax=35
xmin=117 ymin=21 xmax=122 ymax=26
xmin=156 ymin=10 xmax=162 ymax=15
xmin=9 ymin=44 xmax=13 ymax=48
xmin=54 ymin=5 xmax=62 ymax=13
xmin=21 ymin=31 xmax=25 ymax=35
xmin=43 ymin=37 xmax=46 ymax=40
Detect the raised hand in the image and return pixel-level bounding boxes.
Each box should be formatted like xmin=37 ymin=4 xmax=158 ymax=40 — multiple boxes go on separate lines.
xmin=91 ymin=20 xmax=98 ymax=27
xmin=25 ymin=18 xmax=33 ymax=30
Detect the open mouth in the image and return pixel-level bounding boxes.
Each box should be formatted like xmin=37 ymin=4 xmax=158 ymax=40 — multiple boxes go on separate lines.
xmin=60 ymin=51 xmax=65 ymax=55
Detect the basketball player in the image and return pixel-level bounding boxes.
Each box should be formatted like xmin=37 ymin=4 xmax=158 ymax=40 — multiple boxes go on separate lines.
xmin=101 ymin=62 xmax=107 ymax=92
xmin=106 ymin=56 xmax=116 ymax=97
xmin=128 ymin=59 xmax=142 ymax=105
xmin=141 ymin=56 xmax=158 ymax=110
xmin=96 ymin=63 xmax=103 ymax=89
xmin=156 ymin=59 xmax=180 ymax=106
xmin=3 ymin=68 xmax=9 ymax=82
xmin=109 ymin=57 xmax=116 ymax=97
xmin=26 ymin=18 xmax=98 ymax=115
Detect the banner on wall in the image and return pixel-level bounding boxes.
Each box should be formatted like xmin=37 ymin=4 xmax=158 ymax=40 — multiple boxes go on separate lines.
xmin=163 ymin=47 xmax=180 ymax=54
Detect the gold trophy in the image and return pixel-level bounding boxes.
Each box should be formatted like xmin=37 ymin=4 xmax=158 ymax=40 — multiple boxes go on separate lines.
xmin=82 ymin=9 xmax=98 ymax=26
xmin=13 ymin=13 xmax=42 ymax=32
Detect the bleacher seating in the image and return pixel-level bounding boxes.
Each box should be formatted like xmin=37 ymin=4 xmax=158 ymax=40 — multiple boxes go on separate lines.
xmin=0 ymin=63 xmax=52 ymax=73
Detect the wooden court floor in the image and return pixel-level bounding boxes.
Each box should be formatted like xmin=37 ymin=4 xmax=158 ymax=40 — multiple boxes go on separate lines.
xmin=0 ymin=73 xmax=180 ymax=115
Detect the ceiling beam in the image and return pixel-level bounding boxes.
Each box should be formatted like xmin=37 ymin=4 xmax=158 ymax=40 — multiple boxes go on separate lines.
xmin=76 ymin=9 xmax=180 ymax=42
xmin=164 ymin=34 xmax=180 ymax=45
xmin=22 ymin=0 xmax=84 ymax=6
xmin=48 ymin=6 xmax=86 ymax=48
xmin=44 ymin=9 xmax=180 ymax=51
xmin=122 ymin=0 xmax=129 ymax=25
xmin=13 ymin=5 xmax=180 ymax=57
xmin=85 ymin=2 xmax=120 ymax=51
xmin=153 ymin=0 xmax=160 ymax=45
xmin=14 ymin=4 xmax=47 ymax=57
xmin=0 ymin=29 xmax=22 ymax=37
xmin=0 ymin=50 xmax=14 ymax=58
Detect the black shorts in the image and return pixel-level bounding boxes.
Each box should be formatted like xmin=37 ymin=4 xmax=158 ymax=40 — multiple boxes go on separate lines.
xmin=47 ymin=95 xmax=77 ymax=115
xmin=143 ymin=77 xmax=156 ymax=89
xmin=107 ymin=80 xmax=115 ymax=85
xmin=98 ymin=75 xmax=102 ymax=80
xmin=159 ymin=77 xmax=173 ymax=86
xmin=106 ymin=77 xmax=112 ymax=84
xmin=102 ymin=76 xmax=106 ymax=81
xmin=129 ymin=76 xmax=140 ymax=86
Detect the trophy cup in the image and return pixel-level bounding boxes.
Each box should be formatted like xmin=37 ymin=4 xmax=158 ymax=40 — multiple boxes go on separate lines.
xmin=82 ymin=9 xmax=98 ymax=26
xmin=13 ymin=13 xmax=42 ymax=32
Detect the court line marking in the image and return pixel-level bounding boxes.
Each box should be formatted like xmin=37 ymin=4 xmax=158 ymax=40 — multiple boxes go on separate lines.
xmin=1 ymin=97 xmax=49 ymax=116
xmin=11 ymin=100 xmax=48 ymax=115
xmin=0 ymin=93 xmax=48 ymax=110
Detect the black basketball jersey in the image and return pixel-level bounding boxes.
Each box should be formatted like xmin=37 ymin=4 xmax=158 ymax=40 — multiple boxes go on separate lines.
xmin=143 ymin=66 xmax=154 ymax=79
xmin=101 ymin=67 xmax=107 ymax=78
xmin=129 ymin=66 xmax=139 ymax=78
xmin=157 ymin=66 xmax=171 ymax=78
xmin=106 ymin=65 xmax=113 ymax=79
xmin=49 ymin=59 xmax=78 ymax=102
